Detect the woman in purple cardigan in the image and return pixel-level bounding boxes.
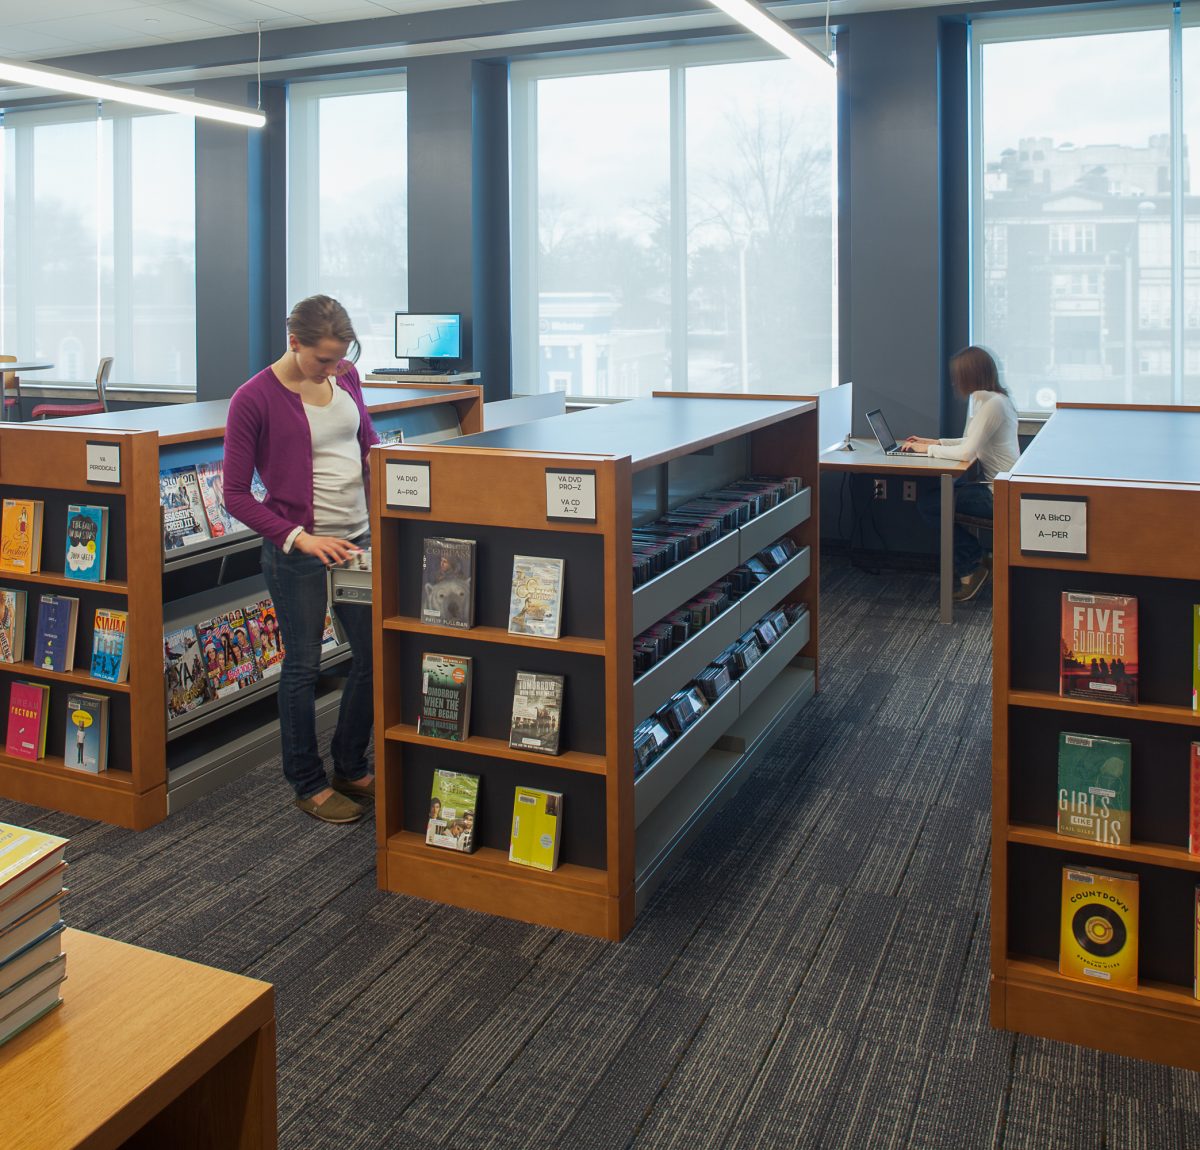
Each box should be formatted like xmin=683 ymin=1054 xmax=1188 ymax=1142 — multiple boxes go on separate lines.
xmin=225 ymin=295 xmax=378 ymax=824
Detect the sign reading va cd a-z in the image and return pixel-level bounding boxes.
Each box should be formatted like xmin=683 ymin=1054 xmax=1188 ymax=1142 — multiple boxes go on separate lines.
xmin=86 ymin=441 xmax=121 ymax=485
xmin=1020 ymin=494 xmax=1087 ymax=558
xmin=385 ymin=459 xmax=431 ymax=511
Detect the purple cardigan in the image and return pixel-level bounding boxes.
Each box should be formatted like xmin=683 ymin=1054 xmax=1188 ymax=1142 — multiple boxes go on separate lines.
xmin=224 ymin=363 xmax=379 ymax=548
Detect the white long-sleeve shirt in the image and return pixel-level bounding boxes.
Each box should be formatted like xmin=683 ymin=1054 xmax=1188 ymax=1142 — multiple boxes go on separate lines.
xmin=926 ymin=389 xmax=1019 ymax=486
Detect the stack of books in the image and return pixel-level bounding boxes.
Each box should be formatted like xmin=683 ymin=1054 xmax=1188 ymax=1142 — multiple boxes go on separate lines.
xmin=0 ymin=822 xmax=68 ymax=1047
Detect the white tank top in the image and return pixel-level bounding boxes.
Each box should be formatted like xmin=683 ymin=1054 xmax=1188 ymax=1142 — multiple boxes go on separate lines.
xmin=303 ymin=382 xmax=369 ymax=538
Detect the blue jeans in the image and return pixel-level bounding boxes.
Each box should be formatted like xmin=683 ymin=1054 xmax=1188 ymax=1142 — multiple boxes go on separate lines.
xmin=916 ymin=479 xmax=993 ymax=578
xmin=261 ymin=533 xmax=373 ymax=800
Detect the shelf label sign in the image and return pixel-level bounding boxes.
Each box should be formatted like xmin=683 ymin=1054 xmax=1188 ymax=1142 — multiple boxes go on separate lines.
xmin=1020 ymin=494 xmax=1087 ymax=557
xmin=385 ymin=459 xmax=431 ymax=511
xmin=86 ymin=441 xmax=121 ymax=485
xmin=546 ymin=468 xmax=597 ymax=523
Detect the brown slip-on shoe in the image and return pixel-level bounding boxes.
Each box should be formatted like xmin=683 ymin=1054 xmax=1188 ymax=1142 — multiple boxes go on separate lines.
xmin=331 ymin=774 xmax=375 ymax=801
xmin=952 ymin=563 xmax=989 ymax=602
xmin=296 ymin=790 xmax=365 ymax=824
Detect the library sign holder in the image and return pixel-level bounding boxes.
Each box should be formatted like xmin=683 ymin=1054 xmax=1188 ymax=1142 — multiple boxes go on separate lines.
xmin=370 ymin=392 xmax=820 ymax=940
xmin=992 ymin=402 xmax=1200 ymax=1071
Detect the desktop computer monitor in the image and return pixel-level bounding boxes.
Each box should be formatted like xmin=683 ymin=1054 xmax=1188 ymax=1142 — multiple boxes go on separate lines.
xmin=395 ymin=312 xmax=462 ymax=364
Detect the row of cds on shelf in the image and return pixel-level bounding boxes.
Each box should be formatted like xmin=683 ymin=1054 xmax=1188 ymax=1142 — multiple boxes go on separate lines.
xmin=633 ymin=601 xmax=809 ymax=778
xmin=632 ymin=475 xmax=803 ymax=588
xmin=634 ymin=535 xmax=801 ymax=677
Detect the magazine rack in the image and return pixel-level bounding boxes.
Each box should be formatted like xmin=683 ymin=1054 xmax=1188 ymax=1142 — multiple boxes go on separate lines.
xmin=371 ymin=393 xmax=820 ymax=939
xmin=991 ymin=402 xmax=1200 ymax=1070
xmin=0 ymin=384 xmax=482 ymax=828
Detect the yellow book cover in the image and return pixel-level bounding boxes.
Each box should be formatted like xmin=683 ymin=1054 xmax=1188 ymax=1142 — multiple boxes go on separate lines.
xmin=509 ymin=787 xmax=562 ymax=871
xmin=0 ymin=822 xmax=68 ymax=892
xmin=0 ymin=499 xmax=42 ymax=574
xmin=1059 ymin=865 xmax=1138 ymax=988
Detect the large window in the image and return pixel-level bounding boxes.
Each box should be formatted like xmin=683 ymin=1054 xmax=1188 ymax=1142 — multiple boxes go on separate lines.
xmin=287 ymin=75 xmax=407 ymax=369
xmin=512 ymin=42 xmax=837 ymax=397
xmin=972 ymin=8 xmax=1197 ymax=410
xmin=1 ymin=106 xmax=196 ymax=388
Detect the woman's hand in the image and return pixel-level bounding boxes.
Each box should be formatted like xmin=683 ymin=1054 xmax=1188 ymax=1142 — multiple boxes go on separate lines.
xmin=294 ymin=531 xmax=361 ymax=565
xmin=904 ymin=436 xmax=938 ymax=445
xmin=901 ymin=443 xmax=930 ymax=455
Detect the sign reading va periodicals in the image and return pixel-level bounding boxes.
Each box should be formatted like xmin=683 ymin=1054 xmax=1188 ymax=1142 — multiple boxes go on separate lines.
xmin=545 ymin=469 xmax=597 ymax=523
xmin=385 ymin=459 xmax=431 ymax=511
xmin=1020 ymin=494 xmax=1087 ymax=557
xmin=86 ymin=442 xmax=121 ymax=485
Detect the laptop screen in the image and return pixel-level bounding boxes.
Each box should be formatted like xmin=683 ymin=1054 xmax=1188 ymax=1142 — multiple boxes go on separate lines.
xmin=865 ymin=408 xmax=898 ymax=452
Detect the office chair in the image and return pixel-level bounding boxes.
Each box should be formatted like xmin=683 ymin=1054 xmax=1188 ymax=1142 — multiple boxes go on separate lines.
xmin=0 ymin=355 xmax=17 ymax=421
xmin=31 ymin=356 xmax=113 ymax=420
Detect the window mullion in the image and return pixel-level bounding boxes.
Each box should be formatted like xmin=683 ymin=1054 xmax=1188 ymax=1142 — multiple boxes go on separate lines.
xmin=1171 ymin=0 xmax=1184 ymax=404
xmin=670 ymin=63 xmax=687 ymax=391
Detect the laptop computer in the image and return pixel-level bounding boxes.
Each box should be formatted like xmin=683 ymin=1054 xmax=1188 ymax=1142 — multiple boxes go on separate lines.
xmin=865 ymin=408 xmax=907 ymax=456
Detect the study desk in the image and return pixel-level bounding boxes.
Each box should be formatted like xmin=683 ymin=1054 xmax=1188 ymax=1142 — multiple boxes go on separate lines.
xmin=0 ymin=928 xmax=277 ymax=1148
xmin=820 ymin=438 xmax=971 ymax=624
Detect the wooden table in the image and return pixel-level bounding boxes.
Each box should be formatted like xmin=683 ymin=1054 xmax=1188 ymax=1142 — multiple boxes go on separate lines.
xmin=821 ymin=438 xmax=971 ymax=623
xmin=0 ymin=928 xmax=276 ymax=1148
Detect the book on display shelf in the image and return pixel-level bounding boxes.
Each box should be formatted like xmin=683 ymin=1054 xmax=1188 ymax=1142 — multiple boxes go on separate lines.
xmin=1056 ymin=731 xmax=1131 ymax=846
xmin=63 ymin=692 xmax=109 ymax=774
xmin=0 ymin=498 xmax=43 ymax=574
xmin=33 ymin=594 xmax=79 ymax=673
xmin=417 ymin=652 xmax=473 ymax=741
xmin=426 ymin=769 xmax=480 ymax=852
xmin=508 ymin=671 xmax=564 ymax=756
xmin=164 ymin=625 xmax=212 ymax=718
xmin=508 ymin=555 xmax=565 ymax=639
xmin=195 ymin=460 xmax=245 ymax=537
xmin=0 ymin=589 xmax=26 ymax=664
xmin=1059 ymin=591 xmax=1138 ymax=705
xmin=159 ymin=465 xmax=211 ymax=551
xmin=5 ymin=681 xmax=49 ymax=762
xmin=509 ymin=787 xmax=563 ymax=872
xmin=1194 ymin=606 xmax=1200 ymax=713
xmin=63 ymin=504 xmax=108 ymax=583
xmin=1192 ymin=743 xmax=1200 ymax=857
xmin=90 ymin=607 xmax=129 ymax=684
xmin=1059 ymin=865 xmax=1138 ymax=989
xmin=421 ymin=537 xmax=476 ymax=629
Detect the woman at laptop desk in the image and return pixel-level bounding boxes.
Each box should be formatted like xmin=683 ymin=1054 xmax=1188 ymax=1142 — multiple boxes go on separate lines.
xmin=902 ymin=345 xmax=1018 ymax=602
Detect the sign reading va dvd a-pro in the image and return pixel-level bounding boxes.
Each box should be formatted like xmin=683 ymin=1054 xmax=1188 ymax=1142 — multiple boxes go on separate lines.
xmin=545 ymin=469 xmax=596 ymax=523
xmin=86 ymin=442 xmax=121 ymax=485
xmin=385 ymin=459 xmax=431 ymax=511
xmin=1020 ymin=494 xmax=1087 ymax=557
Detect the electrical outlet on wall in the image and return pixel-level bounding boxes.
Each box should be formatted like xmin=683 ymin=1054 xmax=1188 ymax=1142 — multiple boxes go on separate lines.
xmin=873 ymin=479 xmax=887 ymax=500
xmin=903 ymin=480 xmax=917 ymax=501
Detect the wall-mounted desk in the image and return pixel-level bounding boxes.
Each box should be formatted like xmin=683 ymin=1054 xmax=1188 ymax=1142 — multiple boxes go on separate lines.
xmin=820 ymin=438 xmax=971 ymax=624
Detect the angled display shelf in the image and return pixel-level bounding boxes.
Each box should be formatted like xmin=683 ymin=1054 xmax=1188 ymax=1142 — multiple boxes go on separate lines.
xmin=992 ymin=402 xmax=1200 ymax=1070
xmin=0 ymin=383 xmax=483 ymax=828
xmin=371 ymin=392 xmax=820 ymax=939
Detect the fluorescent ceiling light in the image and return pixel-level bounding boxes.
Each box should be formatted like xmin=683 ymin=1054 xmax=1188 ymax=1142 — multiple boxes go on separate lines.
xmin=0 ymin=57 xmax=265 ymax=128
xmin=708 ymin=0 xmax=834 ymax=67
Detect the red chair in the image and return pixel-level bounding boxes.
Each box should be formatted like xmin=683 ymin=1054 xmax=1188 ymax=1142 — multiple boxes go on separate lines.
xmin=31 ymin=357 xmax=113 ymax=420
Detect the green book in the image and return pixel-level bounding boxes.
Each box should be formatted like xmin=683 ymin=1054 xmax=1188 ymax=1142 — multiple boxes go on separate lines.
xmin=425 ymin=769 xmax=480 ymax=853
xmin=1057 ymin=731 xmax=1131 ymax=846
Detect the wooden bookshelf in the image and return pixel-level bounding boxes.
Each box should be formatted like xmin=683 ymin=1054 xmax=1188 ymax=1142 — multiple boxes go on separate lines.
xmin=371 ymin=393 xmax=820 ymax=939
xmin=992 ymin=402 xmax=1200 ymax=1071
xmin=0 ymin=384 xmax=483 ymax=829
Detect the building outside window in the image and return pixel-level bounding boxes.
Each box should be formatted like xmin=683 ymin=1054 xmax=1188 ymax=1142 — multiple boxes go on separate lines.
xmin=0 ymin=106 xmax=196 ymax=389
xmin=973 ymin=7 xmax=1198 ymax=410
xmin=287 ymin=75 xmax=407 ymax=369
xmin=511 ymin=41 xmax=837 ymax=398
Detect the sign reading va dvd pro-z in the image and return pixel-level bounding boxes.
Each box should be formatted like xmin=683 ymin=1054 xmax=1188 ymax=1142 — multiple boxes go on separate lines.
xmin=545 ymin=469 xmax=596 ymax=523
xmin=1020 ymin=494 xmax=1087 ymax=557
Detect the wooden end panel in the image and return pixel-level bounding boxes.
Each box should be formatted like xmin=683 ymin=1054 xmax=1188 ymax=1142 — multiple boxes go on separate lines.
xmin=1003 ymin=978 xmax=1200 ymax=1072
xmin=991 ymin=479 xmax=1012 ymax=976
xmin=1005 ymin=479 xmax=1200 ymax=578
xmin=375 ymin=446 xmax=618 ymax=534
xmin=383 ymin=849 xmax=624 ymax=940
xmin=0 ymin=425 xmax=137 ymax=494
xmin=456 ymin=386 xmax=484 ymax=434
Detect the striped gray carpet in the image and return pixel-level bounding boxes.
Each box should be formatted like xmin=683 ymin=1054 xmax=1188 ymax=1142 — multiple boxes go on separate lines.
xmin=4 ymin=556 xmax=1200 ymax=1149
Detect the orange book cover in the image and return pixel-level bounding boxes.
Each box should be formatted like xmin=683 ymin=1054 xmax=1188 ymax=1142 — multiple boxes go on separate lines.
xmin=1060 ymin=865 xmax=1138 ymax=989
xmin=1060 ymin=591 xmax=1138 ymax=705
xmin=0 ymin=499 xmax=43 ymax=574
